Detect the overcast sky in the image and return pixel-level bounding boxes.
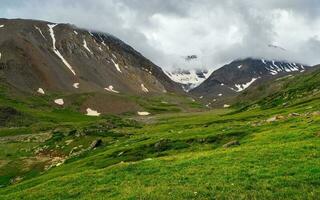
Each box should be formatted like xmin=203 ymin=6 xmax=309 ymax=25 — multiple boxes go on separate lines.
xmin=1 ymin=0 xmax=320 ymax=70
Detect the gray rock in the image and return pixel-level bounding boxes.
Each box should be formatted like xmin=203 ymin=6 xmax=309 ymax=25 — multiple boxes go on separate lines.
xmin=90 ymin=139 xmax=102 ymax=149
xmin=223 ymin=140 xmax=240 ymax=148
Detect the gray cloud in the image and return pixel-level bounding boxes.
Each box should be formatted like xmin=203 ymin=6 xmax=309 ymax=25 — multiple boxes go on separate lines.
xmin=1 ymin=0 xmax=320 ymax=69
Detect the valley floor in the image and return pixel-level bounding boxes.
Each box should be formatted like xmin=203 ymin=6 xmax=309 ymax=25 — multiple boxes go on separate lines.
xmin=0 ymin=97 xmax=320 ymax=199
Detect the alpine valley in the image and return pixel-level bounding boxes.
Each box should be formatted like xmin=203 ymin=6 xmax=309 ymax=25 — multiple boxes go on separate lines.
xmin=0 ymin=18 xmax=319 ymax=200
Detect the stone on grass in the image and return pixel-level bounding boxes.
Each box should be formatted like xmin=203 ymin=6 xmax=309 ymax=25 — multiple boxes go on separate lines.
xmin=90 ymin=139 xmax=102 ymax=149
xmin=223 ymin=140 xmax=240 ymax=148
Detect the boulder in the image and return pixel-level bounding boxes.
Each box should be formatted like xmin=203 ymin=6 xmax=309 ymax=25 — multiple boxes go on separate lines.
xmin=289 ymin=113 xmax=300 ymax=117
xmin=90 ymin=139 xmax=102 ymax=149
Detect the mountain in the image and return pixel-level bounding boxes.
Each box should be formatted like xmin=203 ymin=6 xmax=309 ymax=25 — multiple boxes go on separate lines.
xmin=234 ymin=64 xmax=320 ymax=109
xmin=0 ymin=18 xmax=182 ymax=95
xmin=190 ymin=58 xmax=309 ymax=102
xmin=164 ymin=68 xmax=213 ymax=91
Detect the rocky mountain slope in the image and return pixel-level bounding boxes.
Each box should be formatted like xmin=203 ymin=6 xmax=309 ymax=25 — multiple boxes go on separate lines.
xmin=0 ymin=18 xmax=182 ymax=96
xmin=190 ymin=58 xmax=309 ymax=102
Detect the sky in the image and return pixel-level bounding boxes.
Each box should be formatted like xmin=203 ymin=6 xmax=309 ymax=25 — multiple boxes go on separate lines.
xmin=1 ymin=0 xmax=320 ymax=70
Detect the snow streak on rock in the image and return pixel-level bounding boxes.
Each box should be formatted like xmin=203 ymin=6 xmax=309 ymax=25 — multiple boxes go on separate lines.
xmin=111 ymin=59 xmax=122 ymax=73
xmin=83 ymin=39 xmax=93 ymax=54
xmin=34 ymin=26 xmax=47 ymax=40
xmin=234 ymin=77 xmax=259 ymax=92
xmin=73 ymin=83 xmax=80 ymax=88
xmin=141 ymin=84 xmax=149 ymax=93
xmin=48 ymin=24 xmax=76 ymax=75
xmin=104 ymin=85 xmax=119 ymax=93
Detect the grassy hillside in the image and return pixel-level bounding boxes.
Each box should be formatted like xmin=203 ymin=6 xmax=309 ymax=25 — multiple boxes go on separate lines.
xmin=0 ymin=69 xmax=320 ymax=199
xmin=234 ymin=66 xmax=320 ymax=110
xmin=0 ymin=94 xmax=320 ymax=199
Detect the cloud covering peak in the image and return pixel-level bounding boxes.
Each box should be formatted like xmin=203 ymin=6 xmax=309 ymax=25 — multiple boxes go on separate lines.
xmin=2 ymin=0 xmax=320 ymax=69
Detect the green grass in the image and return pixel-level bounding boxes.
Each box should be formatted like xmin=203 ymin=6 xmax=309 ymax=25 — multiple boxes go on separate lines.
xmin=0 ymin=75 xmax=320 ymax=199
xmin=0 ymin=97 xmax=319 ymax=199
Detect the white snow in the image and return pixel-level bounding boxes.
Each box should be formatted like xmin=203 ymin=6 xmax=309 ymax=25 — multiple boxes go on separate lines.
xmin=220 ymin=83 xmax=224 ymax=86
xmin=212 ymin=99 xmax=217 ymax=102
xmin=98 ymin=46 xmax=103 ymax=51
xmin=272 ymin=61 xmax=281 ymax=71
xmin=261 ymin=59 xmax=267 ymax=65
xmin=37 ymin=88 xmax=45 ymax=94
xmin=199 ymin=96 xmax=203 ymax=99
xmin=83 ymin=39 xmax=93 ymax=54
xmin=218 ymin=93 xmax=223 ymax=96
xmin=111 ymin=59 xmax=122 ymax=73
xmin=237 ymin=65 xmax=242 ymax=69
xmin=141 ymin=84 xmax=149 ymax=93
xmin=34 ymin=26 xmax=46 ymax=40
xmin=54 ymin=98 xmax=64 ymax=105
xmin=224 ymin=104 xmax=230 ymax=108
xmin=112 ymin=53 xmax=117 ymax=59
xmin=104 ymin=85 xmax=119 ymax=93
xmin=164 ymin=69 xmax=213 ymax=91
xmin=88 ymin=31 xmax=94 ymax=37
xmin=73 ymin=30 xmax=78 ymax=35
xmin=137 ymin=111 xmax=150 ymax=116
xmin=86 ymin=108 xmax=100 ymax=116
xmin=0 ymin=25 xmax=4 ymax=28
xmin=73 ymin=83 xmax=79 ymax=88
xmin=48 ymin=24 xmax=76 ymax=75
xmin=234 ymin=77 xmax=259 ymax=92
xmin=0 ymin=52 xmax=2 ymax=60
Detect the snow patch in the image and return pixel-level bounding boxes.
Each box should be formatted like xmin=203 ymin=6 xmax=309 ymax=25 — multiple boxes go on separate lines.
xmin=234 ymin=77 xmax=259 ymax=92
xmin=73 ymin=83 xmax=79 ymax=88
xmin=73 ymin=30 xmax=78 ymax=35
xmin=48 ymin=24 xmax=76 ymax=75
xmin=165 ymin=69 xmax=213 ymax=91
xmin=0 ymin=25 xmax=4 ymax=28
xmin=104 ymin=85 xmax=119 ymax=93
xmin=37 ymin=88 xmax=45 ymax=94
xmin=141 ymin=84 xmax=149 ymax=93
xmin=54 ymin=99 xmax=64 ymax=105
xmin=237 ymin=65 xmax=242 ymax=69
xmin=34 ymin=26 xmax=46 ymax=40
xmin=223 ymin=104 xmax=230 ymax=108
xmin=137 ymin=111 xmax=150 ymax=116
xmin=0 ymin=52 xmax=2 ymax=60
xmin=83 ymin=39 xmax=93 ymax=54
xmin=111 ymin=59 xmax=122 ymax=73
xmin=86 ymin=108 xmax=100 ymax=116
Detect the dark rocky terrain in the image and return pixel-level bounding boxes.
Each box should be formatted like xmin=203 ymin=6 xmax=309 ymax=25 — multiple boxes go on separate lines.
xmin=0 ymin=18 xmax=182 ymax=95
xmin=190 ymin=58 xmax=309 ymax=104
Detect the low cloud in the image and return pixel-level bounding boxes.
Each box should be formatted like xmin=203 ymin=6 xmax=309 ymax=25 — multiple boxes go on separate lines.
xmin=2 ymin=0 xmax=320 ymax=69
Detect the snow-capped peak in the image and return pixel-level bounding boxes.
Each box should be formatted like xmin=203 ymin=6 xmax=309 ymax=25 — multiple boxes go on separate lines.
xmin=165 ymin=68 xmax=213 ymax=91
